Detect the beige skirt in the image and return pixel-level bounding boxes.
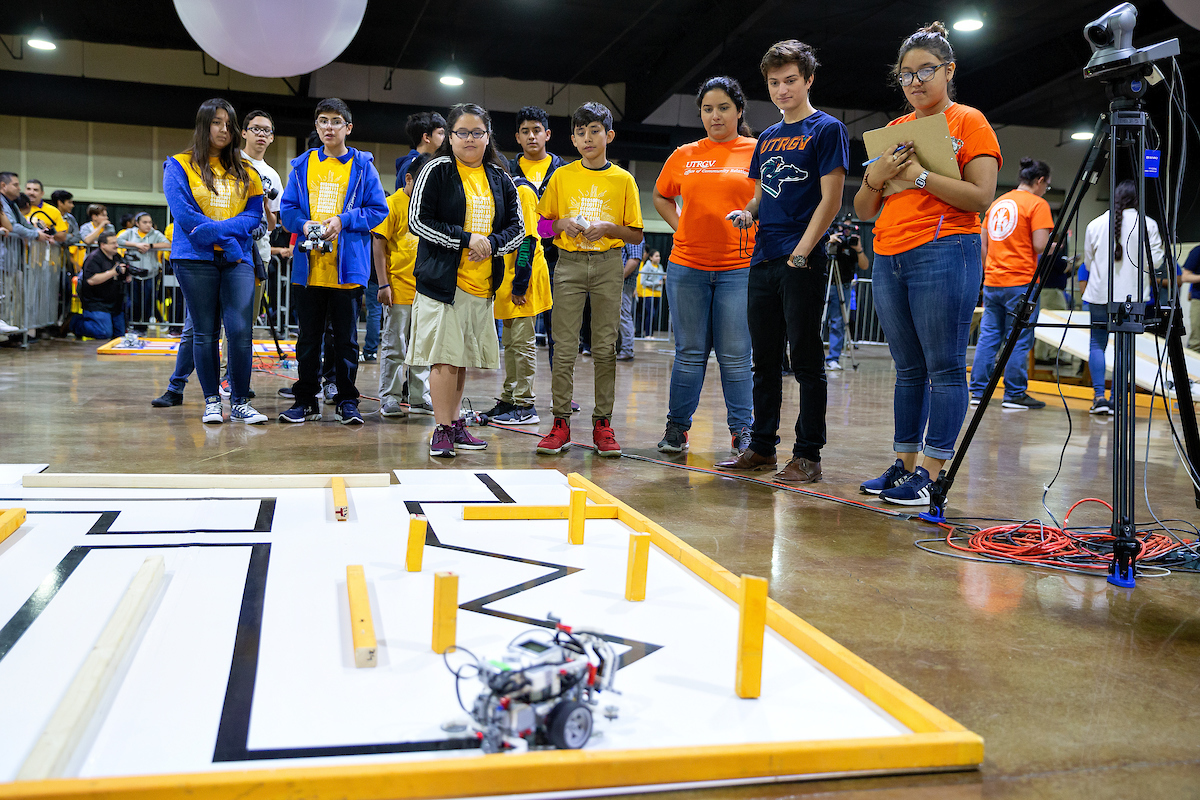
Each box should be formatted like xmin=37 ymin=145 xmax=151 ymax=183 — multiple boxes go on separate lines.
xmin=406 ymin=287 xmax=501 ymax=369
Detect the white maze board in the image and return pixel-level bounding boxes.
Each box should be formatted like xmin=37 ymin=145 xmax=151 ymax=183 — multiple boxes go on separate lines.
xmin=0 ymin=468 xmax=910 ymax=782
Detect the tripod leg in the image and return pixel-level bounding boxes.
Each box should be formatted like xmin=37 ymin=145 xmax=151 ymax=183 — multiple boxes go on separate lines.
xmin=1165 ymin=301 xmax=1200 ymax=508
xmin=1108 ymin=327 xmax=1142 ymax=587
xmin=835 ymin=277 xmax=858 ymax=369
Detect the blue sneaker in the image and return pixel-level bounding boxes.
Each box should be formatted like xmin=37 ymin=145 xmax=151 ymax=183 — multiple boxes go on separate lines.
xmin=279 ymin=402 xmax=321 ymax=423
xmin=335 ymin=400 xmax=364 ymax=425
xmin=879 ymin=466 xmax=934 ymax=506
xmin=860 ymin=459 xmax=910 ymax=495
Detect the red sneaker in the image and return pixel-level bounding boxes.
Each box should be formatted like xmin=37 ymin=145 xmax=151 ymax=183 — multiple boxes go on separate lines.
xmin=537 ymin=418 xmax=572 ymax=454
xmin=592 ymin=418 xmax=621 ymax=457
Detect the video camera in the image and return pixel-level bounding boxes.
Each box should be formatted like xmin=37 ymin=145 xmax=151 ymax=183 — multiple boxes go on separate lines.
xmin=299 ymin=222 xmax=333 ymax=254
xmin=113 ymin=255 xmax=149 ymax=279
xmin=825 ymin=216 xmax=860 ymax=258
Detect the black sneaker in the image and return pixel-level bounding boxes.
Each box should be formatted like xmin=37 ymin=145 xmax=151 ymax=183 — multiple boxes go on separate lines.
xmin=1002 ymin=392 xmax=1046 ymax=410
xmin=278 ymin=386 xmax=294 ymax=399
xmin=657 ymin=421 xmax=689 ymax=454
xmin=1089 ymin=397 xmax=1114 ymax=415
xmin=151 ymin=390 xmax=183 ymax=408
xmin=483 ymin=399 xmax=516 ymax=419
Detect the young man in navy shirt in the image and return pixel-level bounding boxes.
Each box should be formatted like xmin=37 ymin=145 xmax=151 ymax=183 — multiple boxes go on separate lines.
xmin=718 ymin=40 xmax=848 ymax=484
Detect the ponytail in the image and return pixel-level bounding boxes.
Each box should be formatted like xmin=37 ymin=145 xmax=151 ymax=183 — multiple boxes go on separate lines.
xmin=1112 ymin=179 xmax=1137 ymax=261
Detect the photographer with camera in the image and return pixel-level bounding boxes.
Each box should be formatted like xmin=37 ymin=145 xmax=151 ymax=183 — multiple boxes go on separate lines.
xmin=116 ymin=212 xmax=169 ymax=332
xmin=240 ymin=111 xmax=282 ymax=321
xmin=62 ymin=233 xmax=132 ymax=339
xmin=824 ymin=219 xmax=867 ymax=370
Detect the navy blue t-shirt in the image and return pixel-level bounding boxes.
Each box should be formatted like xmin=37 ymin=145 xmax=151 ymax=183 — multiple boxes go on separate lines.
xmin=1183 ymin=245 xmax=1200 ymax=300
xmin=748 ymin=110 xmax=849 ymax=266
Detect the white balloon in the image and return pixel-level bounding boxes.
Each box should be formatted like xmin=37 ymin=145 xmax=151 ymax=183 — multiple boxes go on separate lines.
xmin=174 ymin=0 xmax=368 ymax=78
xmin=1163 ymin=0 xmax=1200 ymax=31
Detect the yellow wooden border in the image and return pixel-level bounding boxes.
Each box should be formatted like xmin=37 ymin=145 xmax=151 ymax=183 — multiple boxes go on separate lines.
xmin=96 ymin=339 xmax=296 ymax=358
xmin=0 ymin=472 xmax=982 ymax=800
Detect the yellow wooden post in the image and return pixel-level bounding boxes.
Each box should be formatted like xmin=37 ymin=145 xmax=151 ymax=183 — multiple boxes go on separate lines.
xmin=567 ymin=488 xmax=586 ymax=545
xmin=736 ymin=574 xmax=769 ymax=699
xmin=432 ymin=572 xmax=458 ymax=654
xmin=625 ymin=533 xmax=651 ymax=601
xmin=0 ymin=508 xmax=26 ymax=545
xmin=332 ymin=477 xmax=349 ymax=522
xmin=345 ymin=566 xmax=377 ymax=668
xmin=406 ymin=514 xmax=427 ymax=572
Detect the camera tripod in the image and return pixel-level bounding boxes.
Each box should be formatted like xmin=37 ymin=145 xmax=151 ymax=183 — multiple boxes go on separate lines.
xmin=820 ymin=253 xmax=859 ymax=371
xmin=925 ymin=64 xmax=1200 ymax=589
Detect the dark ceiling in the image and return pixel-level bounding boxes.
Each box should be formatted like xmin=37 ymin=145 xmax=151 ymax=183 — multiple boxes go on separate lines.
xmin=4 ymin=1 xmax=1200 ymax=135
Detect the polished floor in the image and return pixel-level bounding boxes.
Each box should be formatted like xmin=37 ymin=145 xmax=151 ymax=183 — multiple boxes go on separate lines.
xmin=2 ymin=335 xmax=1199 ymax=799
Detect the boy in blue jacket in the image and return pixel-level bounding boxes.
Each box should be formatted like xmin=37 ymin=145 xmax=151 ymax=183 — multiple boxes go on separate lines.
xmin=279 ymin=98 xmax=388 ymax=425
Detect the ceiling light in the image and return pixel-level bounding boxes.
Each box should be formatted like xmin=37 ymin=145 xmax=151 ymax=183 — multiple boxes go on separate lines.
xmin=440 ymin=63 xmax=463 ymax=86
xmin=953 ymin=18 xmax=983 ymax=32
xmin=27 ymin=27 xmax=56 ymax=50
xmin=1071 ymin=130 xmax=1094 ymax=141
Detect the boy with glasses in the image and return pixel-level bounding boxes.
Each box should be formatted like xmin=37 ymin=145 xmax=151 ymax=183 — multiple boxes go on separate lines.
xmin=279 ymin=98 xmax=388 ymax=425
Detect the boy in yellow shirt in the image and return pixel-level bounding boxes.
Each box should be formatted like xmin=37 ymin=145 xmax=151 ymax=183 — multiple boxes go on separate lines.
xmin=371 ymin=154 xmax=432 ymax=417
xmin=486 ymin=175 xmax=553 ymax=425
xmin=534 ymin=102 xmax=643 ymax=456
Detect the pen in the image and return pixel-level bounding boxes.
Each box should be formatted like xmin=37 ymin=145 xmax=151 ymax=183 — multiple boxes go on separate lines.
xmin=862 ymin=144 xmax=909 ymax=167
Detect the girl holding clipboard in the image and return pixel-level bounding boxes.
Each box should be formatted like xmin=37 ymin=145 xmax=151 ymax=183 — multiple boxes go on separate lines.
xmin=852 ymin=22 xmax=1001 ymax=506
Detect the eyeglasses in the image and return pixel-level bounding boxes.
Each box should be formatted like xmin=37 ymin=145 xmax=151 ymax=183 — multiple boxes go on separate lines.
xmin=246 ymin=126 xmax=274 ymax=136
xmin=898 ymin=62 xmax=951 ymax=86
xmin=316 ymin=118 xmax=348 ymax=130
xmin=451 ymin=129 xmax=488 ymax=140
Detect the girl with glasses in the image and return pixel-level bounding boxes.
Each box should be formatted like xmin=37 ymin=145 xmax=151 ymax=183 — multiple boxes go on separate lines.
xmin=852 ymin=21 xmax=1001 ymax=506
xmin=407 ymin=103 xmax=526 ymax=457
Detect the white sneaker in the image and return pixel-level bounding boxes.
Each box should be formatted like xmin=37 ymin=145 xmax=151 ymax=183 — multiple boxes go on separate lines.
xmin=231 ymin=402 xmax=268 ymax=424
xmin=825 ymin=359 xmax=843 ymax=371
xmin=0 ymin=319 xmax=19 ymax=334
xmin=202 ymin=396 xmax=224 ymax=424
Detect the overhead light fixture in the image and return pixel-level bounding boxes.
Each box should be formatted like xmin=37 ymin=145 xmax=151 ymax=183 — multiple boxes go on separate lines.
xmin=953 ymin=17 xmax=983 ymax=32
xmin=1071 ymin=130 xmax=1094 ymax=140
xmin=440 ymin=69 xmax=463 ymax=87
xmin=27 ymin=26 xmax=55 ymax=50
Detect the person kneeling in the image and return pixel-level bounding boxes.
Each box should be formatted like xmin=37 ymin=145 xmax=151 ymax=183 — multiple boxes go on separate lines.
xmin=65 ymin=233 xmax=129 ymax=340
xmin=407 ymin=103 xmax=525 ymax=457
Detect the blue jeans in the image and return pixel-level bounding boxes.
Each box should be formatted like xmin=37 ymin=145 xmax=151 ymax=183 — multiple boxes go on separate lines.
xmin=173 ymin=257 xmax=256 ymax=403
xmin=71 ymin=308 xmax=124 ymax=340
xmin=363 ymin=279 xmax=381 ymax=357
xmin=664 ymin=261 xmax=752 ymax=432
xmin=168 ymin=311 xmax=194 ymax=394
xmin=1088 ymin=302 xmax=1109 ymax=397
xmin=969 ymin=284 xmax=1039 ymax=400
xmin=825 ymin=280 xmax=853 ymax=360
xmin=872 ymin=234 xmax=982 ymax=460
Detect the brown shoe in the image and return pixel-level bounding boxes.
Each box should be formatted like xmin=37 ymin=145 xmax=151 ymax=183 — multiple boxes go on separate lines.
xmin=714 ymin=449 xmax=777 ymax=472
xmin=773 ymin=457 xmax=822 ymax=484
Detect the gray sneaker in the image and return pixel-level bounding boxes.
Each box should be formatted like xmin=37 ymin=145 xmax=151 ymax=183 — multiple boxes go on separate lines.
xmin=407 ymin=402 xmax=435 ymax=416
xmin=491 ymin=406 xmax=540 ymax=425
xmin=380 ymin=399 xmax=406 ymax=417
xmin=657 ymin=420 xmax=689 ymax=454
xmin=322 ymin=383 xmax=338 ymax=405
xmin=731 ymin=426 xmax=752 ymax=455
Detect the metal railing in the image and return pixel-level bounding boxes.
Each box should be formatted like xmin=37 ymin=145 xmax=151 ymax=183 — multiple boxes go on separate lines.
xmin=0 ymin=238 xmax=69 ymax=345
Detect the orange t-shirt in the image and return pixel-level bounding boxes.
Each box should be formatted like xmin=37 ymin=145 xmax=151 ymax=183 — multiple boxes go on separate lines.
xmin=655 ymin=136 xmax=757 ymax=270
xmin=983 ymin=189 xmax=1054 ymax=287
xmin=871 ymin=103 xmax=1002 ymax=256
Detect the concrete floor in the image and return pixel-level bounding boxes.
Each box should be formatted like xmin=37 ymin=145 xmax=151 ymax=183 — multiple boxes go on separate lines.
xmin=2 ymin=335 xmax=1199 ymax=799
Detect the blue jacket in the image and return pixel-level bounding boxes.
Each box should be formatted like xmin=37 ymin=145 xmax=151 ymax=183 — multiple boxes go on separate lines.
xmin=280 ymin=147 xmax=389 ymax=287
xmin=163 ymin=158 xmax=263 ymax=265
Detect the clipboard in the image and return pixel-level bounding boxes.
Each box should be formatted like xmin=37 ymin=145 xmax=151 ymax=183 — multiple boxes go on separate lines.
xmin=862 ymin=113 xmax=960 ymax=196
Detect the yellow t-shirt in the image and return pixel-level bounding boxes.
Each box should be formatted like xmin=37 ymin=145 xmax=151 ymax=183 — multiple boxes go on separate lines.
xmin=29 ymin=202 xmax=66 ymax=233
xmin=518 ymin=155 xmax=553 ymax=188
xmin=536 ymin=160 xmax=643 ymax=253
xmin=306 ymin=150 xmax=356 ymax=289
xmin=496 ymin=182 xmax=552 ymax=320
xmin=171 ymin=154 xmax=264 ymax=222
xmin=457 ymin=162 xmax=494 ymax=298
xmin=371 ymin=189 xmax=419 ymax=305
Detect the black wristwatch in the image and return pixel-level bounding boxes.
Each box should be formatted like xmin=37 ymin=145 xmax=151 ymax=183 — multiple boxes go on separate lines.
xmin=789 ymin=254 xmax=808 ymax=269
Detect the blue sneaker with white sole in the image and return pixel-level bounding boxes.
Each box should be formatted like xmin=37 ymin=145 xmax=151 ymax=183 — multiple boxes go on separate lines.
xmin=879 ymin=466 xmax=933 ymax=506
xmin=860 ymin=459 xmax=910 ymax=495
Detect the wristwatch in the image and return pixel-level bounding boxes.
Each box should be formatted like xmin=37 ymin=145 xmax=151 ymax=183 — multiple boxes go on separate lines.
xmin=789 ymin=254 xmax=808 ymax=269
xmin=915 ymin=170 xmax=930 ymax=189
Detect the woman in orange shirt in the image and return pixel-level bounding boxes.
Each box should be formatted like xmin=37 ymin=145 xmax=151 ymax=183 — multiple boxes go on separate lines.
xmin=852 ymin=22 xmax=1001 ymax=506
xmin=652 ymin=76 xmax=757 ymax=456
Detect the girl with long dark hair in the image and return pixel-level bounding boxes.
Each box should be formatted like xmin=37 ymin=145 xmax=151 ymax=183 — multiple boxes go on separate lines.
xmin=652 ymin=75 xmax=757 ymax=455
xmin=163 ymin=98 xmax=266 ymax=424
xmin=852 ymin=22 xmax=1001 ymax=505
xmin=407 ymin=103 xmax=525 ymax=457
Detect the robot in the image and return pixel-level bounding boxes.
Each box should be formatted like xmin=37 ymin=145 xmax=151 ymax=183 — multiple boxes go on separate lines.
xmin=446 ymin=621 xmax=618 ymax=754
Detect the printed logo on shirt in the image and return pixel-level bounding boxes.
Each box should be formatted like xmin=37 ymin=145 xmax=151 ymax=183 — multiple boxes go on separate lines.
xmin=987 ymin=198 xmax=1019 ymax=242
xmin=209 ymin=177 xmax=237 ymax=211
xmin=465 ymin=189 xmax=492 ymax=234
xmin=758 ymin=156 xmax=810 ymax=199
xmin=314 ymin=180 xmax=345 ymax=217
xmin=759 ymin=135 xmax=813 ymax=153
xmin=952 ymin=137 xmax=964 ymax=155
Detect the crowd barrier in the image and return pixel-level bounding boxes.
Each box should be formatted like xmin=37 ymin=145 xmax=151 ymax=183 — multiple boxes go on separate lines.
xmin=0 ymin=238 xmax=69 ymax=345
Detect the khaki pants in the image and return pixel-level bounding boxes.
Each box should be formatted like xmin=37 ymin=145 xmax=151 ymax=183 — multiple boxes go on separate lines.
xmin=1189 ymin=297 xmax=1200 ymax=351
xmin=551 ymin=249 xmax=622 ymax=421
xmin=501 ymin=316 xmax=537 ymax=406
xmin=380 ymin=303 xmax=430 ymax=405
